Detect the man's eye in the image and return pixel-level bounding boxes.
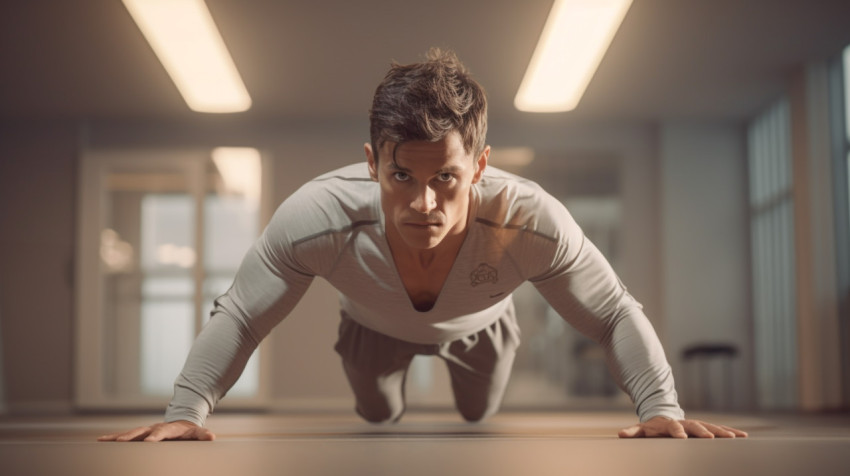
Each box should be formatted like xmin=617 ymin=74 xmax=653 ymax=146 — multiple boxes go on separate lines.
xmin=393 ymin=172 xmax=410 ymax=182
xmin=437 ymin=173 xmax=453 ymax=182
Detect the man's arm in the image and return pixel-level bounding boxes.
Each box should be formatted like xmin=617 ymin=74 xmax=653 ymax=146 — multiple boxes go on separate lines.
xmin=98 ymin=193 xmax=319 ymax=440
xmin=525 ymin=197 xmax=746 ymax=437
xmin=532 ymin=239 xmax=747 ymax=437
xmin=530 ymin=233 xmax=684 ymax=419
xmin=164 ymin=215 xmax=316 ymax=426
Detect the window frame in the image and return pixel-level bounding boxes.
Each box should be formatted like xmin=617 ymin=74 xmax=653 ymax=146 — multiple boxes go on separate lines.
xmin=828 ymin=46 xmax=850 ymax=405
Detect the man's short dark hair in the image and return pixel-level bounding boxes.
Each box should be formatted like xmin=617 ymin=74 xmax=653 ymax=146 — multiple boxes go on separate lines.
xmin=369 ymin=48 xmax=488 ymax=162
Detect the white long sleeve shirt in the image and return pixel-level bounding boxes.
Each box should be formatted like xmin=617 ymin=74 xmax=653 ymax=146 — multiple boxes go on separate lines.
xmin=165 ymin=163 xmax=684 ymax=425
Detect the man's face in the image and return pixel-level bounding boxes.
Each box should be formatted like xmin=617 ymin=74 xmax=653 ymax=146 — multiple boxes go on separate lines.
xmin=367 ymin=132 xmax=488 ymax=251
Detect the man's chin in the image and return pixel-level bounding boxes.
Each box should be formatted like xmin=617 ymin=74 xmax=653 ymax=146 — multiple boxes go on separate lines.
xmin=399 ymin=231 xmax=444 ymax=250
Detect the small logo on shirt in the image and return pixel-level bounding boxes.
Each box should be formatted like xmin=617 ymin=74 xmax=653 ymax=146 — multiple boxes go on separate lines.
xmin=470 ymin=263 xmax=498 ymax=287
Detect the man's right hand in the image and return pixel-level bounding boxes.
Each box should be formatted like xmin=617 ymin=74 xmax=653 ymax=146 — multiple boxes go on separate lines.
xmin=97 ymin=420 xmax=216 ymax=442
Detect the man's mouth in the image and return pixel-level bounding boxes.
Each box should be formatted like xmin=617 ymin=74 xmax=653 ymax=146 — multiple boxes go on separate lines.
xmin=405 ymin=222 xmax=441 ymax=228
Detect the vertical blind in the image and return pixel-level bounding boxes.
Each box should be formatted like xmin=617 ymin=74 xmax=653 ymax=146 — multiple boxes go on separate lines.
xmin=747 ymin=97 xmax=798 ymax=409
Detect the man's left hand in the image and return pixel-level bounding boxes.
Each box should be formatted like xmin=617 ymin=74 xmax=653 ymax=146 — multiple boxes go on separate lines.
xmin=618 ymin=416 xmax=748 ymax=439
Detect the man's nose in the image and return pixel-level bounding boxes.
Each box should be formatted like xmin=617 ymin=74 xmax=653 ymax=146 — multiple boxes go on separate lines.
xmin=411 ymin=185 xmax=437 ymax=214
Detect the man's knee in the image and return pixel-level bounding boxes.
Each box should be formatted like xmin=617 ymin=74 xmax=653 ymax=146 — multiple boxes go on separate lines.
xmin=357 ymin=403 xmax=405 ymax=424
xmin=456 ymin=401 xmax=498 ymax=423
xmin=341 ymin=360 xmax=410 ymax=424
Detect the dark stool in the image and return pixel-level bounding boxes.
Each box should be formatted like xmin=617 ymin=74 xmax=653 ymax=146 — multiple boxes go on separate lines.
xmin=681 ymin=343 xmax=738 ymax=410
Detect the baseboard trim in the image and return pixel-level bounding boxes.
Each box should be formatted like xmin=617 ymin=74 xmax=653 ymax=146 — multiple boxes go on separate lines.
xmin=268 ymin=397 xmax=352 ymax=412
xmin=5 ymin=400 xmax=75 ymax=416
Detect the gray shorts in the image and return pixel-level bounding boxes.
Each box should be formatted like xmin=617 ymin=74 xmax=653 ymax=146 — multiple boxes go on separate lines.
xmin=333 ymin=305 xmax=521 ymax=423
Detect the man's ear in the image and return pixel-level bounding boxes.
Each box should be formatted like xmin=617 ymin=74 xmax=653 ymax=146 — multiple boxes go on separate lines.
xmin=365 ymin=143 xmax=378 ymax=182
xmin=472 ymin=146 xmax=489 ymax=184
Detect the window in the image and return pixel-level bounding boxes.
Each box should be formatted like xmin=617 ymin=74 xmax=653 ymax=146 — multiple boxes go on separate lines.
xmin=76 ymin=148 xmax=270 ymax=408
xmin=747 ymin=98 xmax=798 ymax=410
xmin=837 ymin=45 xmax=850 ymax=402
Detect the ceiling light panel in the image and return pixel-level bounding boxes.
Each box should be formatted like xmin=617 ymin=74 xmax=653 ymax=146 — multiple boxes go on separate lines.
xmin=515 ymin=0 xmax=633 ymax=113
xmin=122 ymin=0 xmax=252 ymax=113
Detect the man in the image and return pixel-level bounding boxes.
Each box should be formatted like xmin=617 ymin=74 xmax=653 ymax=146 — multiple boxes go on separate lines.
xmin=100 ymin=49 xmax=747 ymax=442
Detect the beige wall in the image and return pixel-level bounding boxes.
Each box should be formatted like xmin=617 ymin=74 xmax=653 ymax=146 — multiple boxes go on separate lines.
xmin=0 ymin=122 xmax=78 ymax=413
xmin=659 ymin=122 xmax=753 ymax=410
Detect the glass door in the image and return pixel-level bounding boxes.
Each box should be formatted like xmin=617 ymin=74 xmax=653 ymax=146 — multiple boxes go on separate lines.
xmin=76 ymin=148 xmax=267 ymax=408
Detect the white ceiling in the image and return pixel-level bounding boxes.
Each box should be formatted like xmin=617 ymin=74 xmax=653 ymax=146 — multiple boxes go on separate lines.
xmin=2 ymin=0 xmax=850 ymax=124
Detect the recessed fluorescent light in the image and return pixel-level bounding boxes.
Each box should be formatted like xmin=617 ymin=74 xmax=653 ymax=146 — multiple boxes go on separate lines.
xmin=122 ymin=0 xmax=252 ymax=113
xmin=515 ymin=0 xmax=633 ymax=113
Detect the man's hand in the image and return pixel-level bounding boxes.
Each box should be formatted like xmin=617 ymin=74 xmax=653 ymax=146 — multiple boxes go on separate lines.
xmin=97 ymin=420 xmax=216 ymax=442
xmin=618 ymin=416 xmax=748 ymax=439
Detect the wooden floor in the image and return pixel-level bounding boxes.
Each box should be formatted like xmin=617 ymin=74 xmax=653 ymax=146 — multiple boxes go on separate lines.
xmin=1 ymin=411 xmax=849 ymax=476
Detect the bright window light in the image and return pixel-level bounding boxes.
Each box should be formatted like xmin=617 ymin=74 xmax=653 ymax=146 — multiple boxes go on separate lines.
xmin=211 ymin=147 xmax=262 ymax=206
xmin=122 ymin=0 xmax=252 ymax=113
xmin=489 ymin=147 xmax=535 ymax=167
xmin=515 ymin=0 xmax=633 ymax=113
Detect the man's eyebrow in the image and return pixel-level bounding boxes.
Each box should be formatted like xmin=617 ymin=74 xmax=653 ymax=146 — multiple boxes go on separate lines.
xmin=436 ymin=165 xmax=463 ymax=174
xmin=388 ymin=162 xmax=411 ymax=173
xmin=387 ymin=163 xmax=463 ymax=174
